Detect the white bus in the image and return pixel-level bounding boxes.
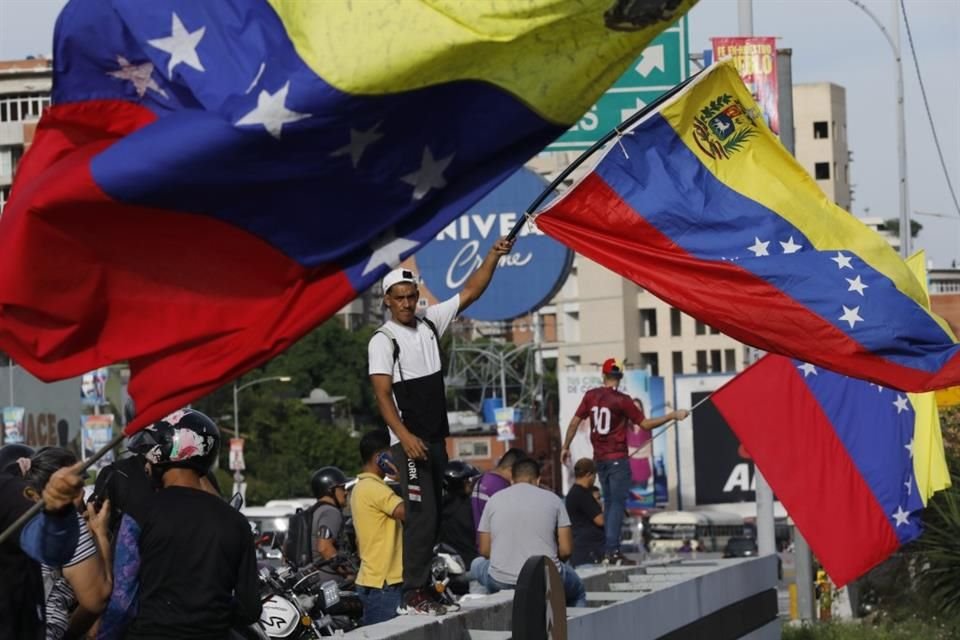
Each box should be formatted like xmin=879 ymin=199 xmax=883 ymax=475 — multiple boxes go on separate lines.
xmin=648 ymin=510 xmax=745 ymax=553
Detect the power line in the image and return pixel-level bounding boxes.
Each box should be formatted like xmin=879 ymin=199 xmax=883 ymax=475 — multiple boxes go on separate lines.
xmin=900 ymin=0 xmax=960 ymax=217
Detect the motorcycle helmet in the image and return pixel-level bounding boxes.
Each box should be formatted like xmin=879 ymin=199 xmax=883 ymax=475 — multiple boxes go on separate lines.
xmin=127 ymin=408 xmax=220 ymax=474
xmin=442 ymin=460 xmax=480 ymax=494
xmin=310 ymin=466 xmax=348 ymax=500
xmin=0 ymin=443 xmax=35 ymax=475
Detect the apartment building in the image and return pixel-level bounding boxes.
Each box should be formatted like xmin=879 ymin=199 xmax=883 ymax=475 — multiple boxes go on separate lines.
xmin=793 ymin=82 xmax=852 ymax=211
xmin=0 ymin=58 xmax=52 ymax=214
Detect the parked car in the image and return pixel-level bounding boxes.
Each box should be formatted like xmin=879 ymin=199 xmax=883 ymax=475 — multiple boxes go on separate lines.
xmin=723 ymin=536 xmax=759 ymax=558
xmin=243 ymin=505 xmax=298 ymax=565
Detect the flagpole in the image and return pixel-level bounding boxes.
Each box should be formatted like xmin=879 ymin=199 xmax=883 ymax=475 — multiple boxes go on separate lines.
xmin=0 ymin=431 xmax=126 ymax=545
xmin=506 ymin=71 xmax=702 ymax=242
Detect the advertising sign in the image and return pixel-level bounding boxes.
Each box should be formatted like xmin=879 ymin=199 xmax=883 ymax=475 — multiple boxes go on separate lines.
xmin=494 ymin=407 xmax=516 ymax=442
xmin=558 ymin=368 xmax=666 ymax=507
xmin=3 ymin=407 xmax=25 ymax=444
xmin=548 ymin=17 xmax=690 ymax=151
xmin=690 ymin=391 xmax=756 ymax=504
xmin=0 ymin=368 xmax=81 ymax=447
xmin=82 ymin=414 xmax=115 ymax=471
xmin=711 ymin=37 xmax=779 ymax=133
xmin=229 ymin=437 xmax=246 ymax=471
xmin=81 ymin=368 xmax=109 ymax=406
xmin=416 ymin=168 xmax=573 ymax=321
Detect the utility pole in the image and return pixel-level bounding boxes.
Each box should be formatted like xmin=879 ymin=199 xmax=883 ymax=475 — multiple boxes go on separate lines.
xmin=737 ymin=0 xmax=777 ymax=563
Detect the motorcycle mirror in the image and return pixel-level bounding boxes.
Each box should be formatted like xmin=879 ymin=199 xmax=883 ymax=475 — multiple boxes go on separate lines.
xmin=317 ymin=525 xmax=334 ymax=540
xmin=229 ymin=492 xmax=244 ymax=510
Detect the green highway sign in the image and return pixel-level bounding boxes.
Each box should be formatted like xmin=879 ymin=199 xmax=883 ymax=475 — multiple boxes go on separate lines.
xmin=547 ymin=17 xmax=690 ymax=151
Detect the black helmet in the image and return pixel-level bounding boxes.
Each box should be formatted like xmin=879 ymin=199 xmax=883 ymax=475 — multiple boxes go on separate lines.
xmin=0 ymin=443 xmax=35 ymax=475
xmin=311 ymin=466 xmax=348 ymax=499
xmin=127 ymin=409 xmax=220 ymax=474
xmin=443 ymin=460 xmax=480 ymax=493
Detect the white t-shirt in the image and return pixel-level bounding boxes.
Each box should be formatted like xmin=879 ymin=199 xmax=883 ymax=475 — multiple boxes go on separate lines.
xmin=368 ymin=294 xmax=460 ymax=443
xmin=368 ymin=294 xmax=459 ymax=382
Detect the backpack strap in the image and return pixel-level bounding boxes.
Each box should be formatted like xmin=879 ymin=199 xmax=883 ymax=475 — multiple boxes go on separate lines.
xmin=375 ymin=326 xmax=404 ymax=382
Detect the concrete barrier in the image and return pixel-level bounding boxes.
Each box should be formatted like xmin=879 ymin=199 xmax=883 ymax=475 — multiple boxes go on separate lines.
xmin=342 ymin=556 xmax=780 ymax=640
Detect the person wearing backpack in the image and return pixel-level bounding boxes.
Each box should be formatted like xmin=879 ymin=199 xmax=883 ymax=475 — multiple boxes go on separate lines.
xmin=286 ymin=466 xmax=350 ymax=582
xmin=368 ymin=237 xmax=514 ymax=616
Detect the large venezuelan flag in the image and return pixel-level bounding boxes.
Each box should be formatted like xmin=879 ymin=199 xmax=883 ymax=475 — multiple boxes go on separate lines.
xmin=536 ymin=60 xmax=960 ymax=392
xmin=711 ymin=352 xmax=950 ymax=587
xmin=0 ymin=0 xmax=694 ymax=432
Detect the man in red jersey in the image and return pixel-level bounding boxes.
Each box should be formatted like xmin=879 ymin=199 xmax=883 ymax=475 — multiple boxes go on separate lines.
xmin=561 ymin=358 xmax=688 ymax=564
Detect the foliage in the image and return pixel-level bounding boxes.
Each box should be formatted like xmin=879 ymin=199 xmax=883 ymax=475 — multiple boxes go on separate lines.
xmin=193 ymin=318 xmax=377 ymax=505
xmin=782 ymin=618 xmax=959 ymax=640
xmin=722 ymin=126 xmax=756 ymax=154
xmin=882 ymin=218 xmax=923 ymax=239
xmin=699 ymin=94 xmax=733 ymax=121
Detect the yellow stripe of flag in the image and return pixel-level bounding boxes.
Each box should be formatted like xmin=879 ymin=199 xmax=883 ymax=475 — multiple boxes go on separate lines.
xmin=267 ymin=0 xmax=697 ymax=125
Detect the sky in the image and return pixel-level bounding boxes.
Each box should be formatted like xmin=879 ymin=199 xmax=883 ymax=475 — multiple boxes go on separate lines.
xmin=0 ymin=0 xmax=957 ymax=267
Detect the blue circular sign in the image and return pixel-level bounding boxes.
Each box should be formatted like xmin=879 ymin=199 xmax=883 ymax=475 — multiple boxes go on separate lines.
xmin=416 ymin=168 xmax=573 ymax=321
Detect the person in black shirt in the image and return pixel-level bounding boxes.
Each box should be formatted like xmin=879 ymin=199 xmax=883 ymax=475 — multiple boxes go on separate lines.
xmin=125 ymin=409 xmax=261 ymax=639
xmin=565 ymin=458 xmax=605 ymax=567
xmin=0 ymin=443 xmax=85 ymax=640
xmin=438 ymin=460 xmax=481 ymax=566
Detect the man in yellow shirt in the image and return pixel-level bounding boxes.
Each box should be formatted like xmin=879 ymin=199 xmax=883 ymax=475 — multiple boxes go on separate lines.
xmin=351 ymin=430 xmax=406 ymax=625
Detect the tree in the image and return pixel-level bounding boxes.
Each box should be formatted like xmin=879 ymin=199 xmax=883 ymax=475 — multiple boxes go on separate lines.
xmin=883 ymin=218 xmax=923 ymax=239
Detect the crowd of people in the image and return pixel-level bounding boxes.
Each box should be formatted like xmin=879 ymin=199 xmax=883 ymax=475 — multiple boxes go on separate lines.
xmin=0 ymin=237 xmax=690 ymax=638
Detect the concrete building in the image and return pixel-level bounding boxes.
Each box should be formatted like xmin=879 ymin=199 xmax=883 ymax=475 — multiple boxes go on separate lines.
xmin=792 ymin=82 xmax=852 ymax=211
xmin=0 ymin=58 xmax=52 ymax=214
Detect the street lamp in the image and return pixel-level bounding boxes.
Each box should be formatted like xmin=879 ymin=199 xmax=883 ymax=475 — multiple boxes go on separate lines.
xmin=845 ymin=0 xmax=911 ymax=257
xmin=231 ymin=375 xmax=292 ymax=496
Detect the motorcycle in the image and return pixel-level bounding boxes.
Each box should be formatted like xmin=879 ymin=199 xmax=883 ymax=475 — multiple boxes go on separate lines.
xmin=233 ymin=554 xmax=362 ymax=639
xmin=431 ymin=543 xmax=470 ymax=608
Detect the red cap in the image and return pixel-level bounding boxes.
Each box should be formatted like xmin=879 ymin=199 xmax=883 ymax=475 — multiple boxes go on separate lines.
xmin=602 ymin=358 xmax=624 ymax=377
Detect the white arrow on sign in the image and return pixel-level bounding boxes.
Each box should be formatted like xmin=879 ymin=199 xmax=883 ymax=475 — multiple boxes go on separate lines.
xmin=620 ymin=97 xmax=647 ymax=122
xmin=635 ymin=45 xmax=665 ymax=78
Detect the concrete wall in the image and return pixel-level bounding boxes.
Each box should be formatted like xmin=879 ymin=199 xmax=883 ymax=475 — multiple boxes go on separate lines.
xmin=343 ymin=556 xmax=780 ymax=640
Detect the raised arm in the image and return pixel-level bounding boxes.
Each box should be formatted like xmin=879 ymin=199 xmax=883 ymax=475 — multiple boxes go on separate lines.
xmin=639 ymin=409 xmax=689 ymax=431
xmin=458 ymin=237 xmax=515 ymax=312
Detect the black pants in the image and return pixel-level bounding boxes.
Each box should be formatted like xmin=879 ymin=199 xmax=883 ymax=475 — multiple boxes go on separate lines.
xmin=392 ymin=440 xmax=447 ymax=593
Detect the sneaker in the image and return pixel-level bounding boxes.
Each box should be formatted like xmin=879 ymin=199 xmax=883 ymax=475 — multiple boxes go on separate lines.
xmin=397 ymin=589 xmax=447 ymax=616
xmin=604 ymin=551 xmax=638 ymax=566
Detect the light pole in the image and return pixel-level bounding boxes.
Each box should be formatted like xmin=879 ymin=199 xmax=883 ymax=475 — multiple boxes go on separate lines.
xmin=231 ymin=375 xmax=292 ymax=497
xmin=846 ymin=0 xmax=911 ymax=257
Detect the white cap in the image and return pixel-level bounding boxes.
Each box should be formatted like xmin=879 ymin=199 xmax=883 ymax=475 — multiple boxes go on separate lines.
xmin=382 ymin=267 xmax=418 ymax=295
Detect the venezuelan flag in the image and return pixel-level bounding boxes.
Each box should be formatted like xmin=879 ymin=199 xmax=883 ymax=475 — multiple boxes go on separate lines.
xmin=536 ymin=60 xmax=960 ymax=393
xmin=711 ymin=350 xmax=950 ymax=587
xmin=0 ymin=0 xmax=694 ymax=431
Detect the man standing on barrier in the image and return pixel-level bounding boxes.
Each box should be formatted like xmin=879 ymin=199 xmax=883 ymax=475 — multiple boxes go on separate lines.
xmin=368 ymin=237 xmax=513 ymax=615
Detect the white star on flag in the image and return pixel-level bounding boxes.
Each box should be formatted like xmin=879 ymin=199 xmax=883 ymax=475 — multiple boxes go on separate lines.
xmin=779 ymin=237 xmax=802 ymax=254
xmin=107 ymin=56 xmax=168 ymax=99
xmin=839 ymin=305 xmax=864 ymax=328
xmin=831 ymin=252 xmax=853 ymax=269
xmin=871 ymin=383 xmax=885 ymax=393
xmin=401 ymin=147 xmax=454 ymax=201
xmin=797 ymin=362 xmax=818 ymax=377
xmin=891 ymin=505 xmax=910 ymax=527
xmin=747 ymin=237 xmax=770 ymax=257
xmin=235 ymin=81 xmax=310 ymax=140
xmin=330 ymin=122 xmax=383 ymax=168
xmin=845 ymin=275 xmax=869 ymax=296
xmin=147 ymin=13 xmax=206 ymax=77
xmin=361 ymin=233 xmax=419 ymax=276
xmin=904 ymin=438 xmax=914 ymax=457
xmin=893 ymin=395 xmax=910 ymax=414
xmin=904 ymin=478 xmax=912 ymax=495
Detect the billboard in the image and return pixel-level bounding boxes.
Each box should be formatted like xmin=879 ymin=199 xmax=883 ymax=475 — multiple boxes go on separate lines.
xmin=81 ymin=414 xmax=115 ymax=471
xmin=557 ymin=368 xmax=666 ymax=507
xmin=0 ymin=368 xmax=82 ymax=448
xmin=711 ymin=37 xmax=779 ymax=133
xmin=415 ymin=168 xmax=573 ymax=321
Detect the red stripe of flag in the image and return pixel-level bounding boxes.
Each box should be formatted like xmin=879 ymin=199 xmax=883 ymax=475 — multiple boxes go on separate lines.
xmin=711 ymin=356 xmax=900 ymax=586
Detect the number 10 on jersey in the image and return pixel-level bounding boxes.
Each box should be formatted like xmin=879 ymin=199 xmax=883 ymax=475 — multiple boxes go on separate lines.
xmin=590 ymin=406 xmax=611 ymax=435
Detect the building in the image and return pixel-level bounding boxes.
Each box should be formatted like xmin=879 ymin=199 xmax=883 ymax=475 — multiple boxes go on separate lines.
xmin=792 ymin=82 xmax=852 ymax=211
xmin=0 ymin=58 xmax=53 ymax=214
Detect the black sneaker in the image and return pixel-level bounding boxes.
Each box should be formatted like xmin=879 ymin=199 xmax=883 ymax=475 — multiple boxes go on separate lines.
xmin=604 ymin=551 xmax=638 ymax=566
xmin=397 ymin=589 xmax=447 ymax=616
